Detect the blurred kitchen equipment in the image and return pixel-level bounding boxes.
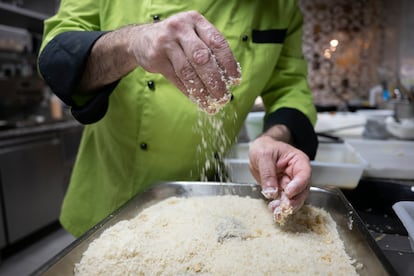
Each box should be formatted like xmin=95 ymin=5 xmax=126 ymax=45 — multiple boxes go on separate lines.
xmin=315 ymin=112 xmax=366 ymax=138
xmin=346 ymin=139 xmax=414 ymax=179
xmin=244 ymin=111 xmax=264 ymax=141
xmin=385 ymin=116 xmax=414 ymax=140
xmin=363 ymin=118 xmax=391 ymax=139
xmin=394 ymin=84 xmax=414 ymax=103
xmin=394 ymin=100 xmax=414 ymax=122
xmin=316 ymin=132 xmax=344 ymax=143
xmin=0 ymin=24 xmax=31 ymax=53
xmin=0 ymin=76 xmax=44 ymax=120
xmin=393 ymin=201 xmax=414 ymax=251
xmin=0 ymin=24 xmax=45 ymax=123
xmin=356 ymin=109 xmax=394 ymax=140
xmin=383 ymin=100 xmax=414 ymax=139
xmin=1 ymin=0 xmax=25 ymax=7
xmin=49 ymin=94 xmax=63 ymax=120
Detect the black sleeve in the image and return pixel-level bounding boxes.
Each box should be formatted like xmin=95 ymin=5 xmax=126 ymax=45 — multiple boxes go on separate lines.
xmin=263 ymin=107 xmax=318 ymax=160
xmin=38 ymin=31 xmax=119 ymax=124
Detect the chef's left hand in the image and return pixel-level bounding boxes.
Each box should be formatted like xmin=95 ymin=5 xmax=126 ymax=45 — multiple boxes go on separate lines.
xmin=248 ymin=133 xmax=311 ymax=215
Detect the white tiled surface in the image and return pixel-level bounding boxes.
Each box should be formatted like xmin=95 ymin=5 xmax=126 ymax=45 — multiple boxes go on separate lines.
xmin=0 ymin=228 xmax=75 ymax=276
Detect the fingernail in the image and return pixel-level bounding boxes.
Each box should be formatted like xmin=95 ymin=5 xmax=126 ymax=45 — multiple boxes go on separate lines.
xmin=273 ymin=206 xmax=281 ymax=216
xmin=261 ymin=187 xmax=278 ymax=199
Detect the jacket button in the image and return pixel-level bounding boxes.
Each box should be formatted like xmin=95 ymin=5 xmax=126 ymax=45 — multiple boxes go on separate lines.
xmin=242 ymin=34 xmax=249 ymax=42
xmin=147 ymin=80 xmax=155 ymax=90
xmin=153 ymin=15 xmax=160 ymax=21
xmin=230 ymin=94 xmax=234 ymax=101
xmin=140 ymin=143 xmax=148 ymax=150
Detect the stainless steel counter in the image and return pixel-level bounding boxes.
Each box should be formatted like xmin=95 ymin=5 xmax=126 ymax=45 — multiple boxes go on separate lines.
xmin=0 ymin=119 xmax=83 ymax=248
xmin=342 ymin=178 xmax=414 ymax=276
xmin=0 ymin=119 xmax=83 ymax=140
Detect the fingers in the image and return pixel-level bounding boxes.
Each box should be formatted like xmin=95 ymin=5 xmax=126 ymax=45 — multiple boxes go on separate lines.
xmin=284 ymin=177 xmax=310 ymax=199
xmin=165 ymin=42 xmax=212 ymax=111
xmin=173 ymin=12 xmax=239 ymax=113
xmin=267 ymin=186 xmax=310 ymax=224
xmin=267 ymin=179 xmax=311 ymax=220
xmin=177 ymin=33 xmax=228 ymax=99
xmin=168 ymin=33 xmax=232 ymax=114
xmin=133 ymin=11 xmax=240 ymax=114
xmin=288 ymin=183 xmax=310 ymax=211
xmin=249 ymin=136 xmax=312 ymax=219
xmin=248 ymin=162 xmax=279 ymax=199
xmin=256 ymin=151 xmax=280 ymax=199
xmin=261 ymin=187 xmax=279 ymax=200
xmin=271 ymin=167 xmax=311 ymax=216
xmin=158 ymin=52 xmax=187 ymax=93
xmin=192 ymin=13 xmax=241 ymax=84
xmin=249 ymin=137 xmax=282 ymax=198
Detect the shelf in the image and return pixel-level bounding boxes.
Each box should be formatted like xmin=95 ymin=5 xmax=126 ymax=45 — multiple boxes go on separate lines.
xmin=0 ymin=2 xmax=50 ymax=34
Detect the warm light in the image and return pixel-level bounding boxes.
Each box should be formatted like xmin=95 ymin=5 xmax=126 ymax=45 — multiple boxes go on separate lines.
xmin=324 ymin=49 xmax=331 ymax=59
xmin=330 ymin=39 xmax=339 ymax=47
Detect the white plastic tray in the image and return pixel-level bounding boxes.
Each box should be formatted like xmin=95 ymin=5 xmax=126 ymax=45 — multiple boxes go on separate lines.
xmin=392 ymin=201 xmax=414 ymax=251
xmin=314 ymin=112 xmax=366 ymax=138
xmin=225 ymin=142 xmax=367 ymax=189
xmin=346 ymin=139 xmax=414 ymax=179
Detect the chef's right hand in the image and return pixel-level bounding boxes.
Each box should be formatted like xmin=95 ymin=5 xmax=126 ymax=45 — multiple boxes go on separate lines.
xmin=127 ymin=11 xmax=241 ymax=113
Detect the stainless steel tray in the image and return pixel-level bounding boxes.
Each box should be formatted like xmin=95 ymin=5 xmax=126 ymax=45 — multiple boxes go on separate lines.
xmin=34 ymin=182 xmax=396 ymax=276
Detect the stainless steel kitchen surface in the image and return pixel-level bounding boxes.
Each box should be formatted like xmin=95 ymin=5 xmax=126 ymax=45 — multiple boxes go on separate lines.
xmin=0 ymin=132 xmax=64 ymax=243
xmin=0 ymin=226 xmax=75 ymax=276
xmin=342 ymin=178 xmax=414 ymax=276
xmin=23 ymin=179 xmax=413 ymax=276
xmin=0 ymin=177 xmax=413 ymax=276
xmin=34 ymin=182 xmax=397 ymax=276
xmin=0 ymin=119 xmax=83 ymax=275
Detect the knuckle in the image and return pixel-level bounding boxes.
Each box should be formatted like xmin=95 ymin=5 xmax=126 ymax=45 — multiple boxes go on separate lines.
xmin=192 ymin=48 xmax=210 ymax=65
xmin=259 ymin=147 xmax=274 ymax=159
xmin=180 ymin=64 xmax=197 ymax=81
xmin=261 ymin=164 xmax=275 ymax=176
xmin=166 ymin=18 xmax=185 ymax=33
xmin=155 ymin=32 xmax=169 ymax=45
xmin=209 ymin=32 xmax=228 ymax=49
xmin=187 ymin=10 xmax=203 ymax=21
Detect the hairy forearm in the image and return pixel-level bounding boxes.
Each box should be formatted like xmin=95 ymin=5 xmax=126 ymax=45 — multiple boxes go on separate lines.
xmin=79 ymin=26 xmax=139 ymax=93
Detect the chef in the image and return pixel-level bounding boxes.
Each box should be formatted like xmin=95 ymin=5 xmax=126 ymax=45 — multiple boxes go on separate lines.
xmin=38 ymin=0 xmax=318 ymax=237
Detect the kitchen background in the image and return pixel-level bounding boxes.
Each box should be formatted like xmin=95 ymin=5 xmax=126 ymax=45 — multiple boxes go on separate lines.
xmin=1 ymin=0 xmax=414 ymax=125
xmin=301 ymin=0 xmax=414 ymax=109
xmin=0 ymin=0 xmax=413 ymax=275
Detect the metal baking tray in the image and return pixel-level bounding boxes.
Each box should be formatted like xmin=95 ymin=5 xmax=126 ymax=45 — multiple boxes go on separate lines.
xmin=34 ymin=182 xmax=396 ymax=276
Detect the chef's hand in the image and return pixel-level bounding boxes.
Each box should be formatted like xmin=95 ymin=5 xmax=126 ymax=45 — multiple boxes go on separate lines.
xmin=248 ymin=128 xmax=311 ymax=219
xmin=128 ymin=11 xmax=241 ymax=113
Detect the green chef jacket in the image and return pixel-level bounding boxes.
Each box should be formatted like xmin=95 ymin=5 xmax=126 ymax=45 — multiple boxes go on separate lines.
xmin=38 ymin=0 xmax=318 ymax=237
